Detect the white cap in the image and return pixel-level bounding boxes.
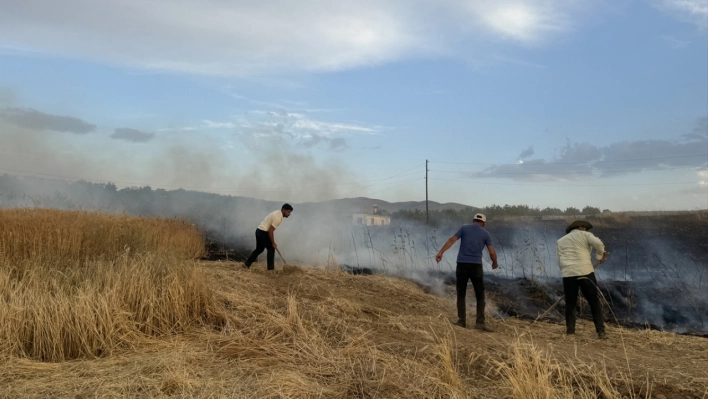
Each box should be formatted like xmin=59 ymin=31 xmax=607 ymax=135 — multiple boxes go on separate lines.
xmin=474 ymin=213 xmax=486 ymax=222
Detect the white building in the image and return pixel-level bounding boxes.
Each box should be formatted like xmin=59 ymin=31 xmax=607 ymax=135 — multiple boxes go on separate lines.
xmin=352 ymin=204 xmax=391 ymax=226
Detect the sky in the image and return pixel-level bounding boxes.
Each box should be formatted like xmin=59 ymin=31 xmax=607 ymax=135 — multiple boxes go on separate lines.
xmin=0 ymin=0 xmax=707 ymax=211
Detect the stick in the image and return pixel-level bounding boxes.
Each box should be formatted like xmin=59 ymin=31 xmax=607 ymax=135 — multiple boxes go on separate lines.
xmin=532 ymin=255 xmax=608 ymax=324
xmin=275 ymin=248 xmax=288 ymax=265
xmin=533 ymin=296 xmax=565 ymax=323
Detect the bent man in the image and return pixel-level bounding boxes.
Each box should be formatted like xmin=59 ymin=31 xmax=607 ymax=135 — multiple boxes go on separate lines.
xmin=556 ymin=220 xmax=608 ymax=339
xmin=436 ymin=213 xmax=498 ymax=331
xmin=244 ymin=203 xmax=293 ymax=270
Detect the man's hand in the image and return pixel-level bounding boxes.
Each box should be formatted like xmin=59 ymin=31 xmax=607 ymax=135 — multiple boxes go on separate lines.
xmin=492 ymin=262 xmax=499 ymax=270
xmin=598 ymin=251 xmax=608 ymax=264
xmin=272 ymin=243 xmax=278 ymax=249
xmin=436 ymin=236 xmax=458 ymax=264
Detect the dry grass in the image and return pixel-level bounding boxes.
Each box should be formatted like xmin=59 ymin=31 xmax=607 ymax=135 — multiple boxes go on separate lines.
xmin=216 ymin=291 xmax=469 ymax=398
xmin=0 ymin=254 xmax=226 ymax=362
xmin=1 ymin=209 xmax=707 ymax=397
xmin=2 ymin=258 xmax=707 ymax=397
xmin=0 ymin=209 xmax=222 ymax=362
xmin=0 ymin=208 xmax=205 ymax=263
xmin=494 ymin=339 xmax=651 ymax=399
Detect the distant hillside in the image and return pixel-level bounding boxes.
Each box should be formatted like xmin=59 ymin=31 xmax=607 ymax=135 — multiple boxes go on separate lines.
xmin=299 ymin=197 xmax=472 ymax=214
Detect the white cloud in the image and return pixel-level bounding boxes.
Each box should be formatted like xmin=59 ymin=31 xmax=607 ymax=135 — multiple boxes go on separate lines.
xmin=203 ymin=120 xmax=236 ymax=129
xmin=234 ymin=108 xmax=379 ymax=151
xmin=655 ymin=0 xmax=708 ymax=29
xmin=0 ymin=0 xmax=586 ymax=76
xmin=289 ymin=115 xmax=378 ymax=135
xmin=156 ymin=126 xmax=196 ymax=132
xmin=699 ymin=169 xmax=708 ymax=185
xmin=475 ymin=2 xmax=569 ymax=42
xmin=242 ymin=110 xmax=379 ymax=138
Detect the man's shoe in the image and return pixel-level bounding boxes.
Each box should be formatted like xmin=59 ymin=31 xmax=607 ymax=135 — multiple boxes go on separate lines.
xmin=453 ymin=319 xmax=466 ymax=328
xmin=242 ymin=262 xmax=251 ymax=269
xmin=474 ymin=323 xmax=495 ymax=332
xmin=566 ymin=330 xmax=575 ymax=335
xmin=598 ymin=331 xmax=607 ymax=339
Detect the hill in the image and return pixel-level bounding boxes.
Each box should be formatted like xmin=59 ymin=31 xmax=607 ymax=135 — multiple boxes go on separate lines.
xmin=5 ymin=260 xmax=706 ymax=398
xmin=299 ymin=196 xmax=473 ymax=214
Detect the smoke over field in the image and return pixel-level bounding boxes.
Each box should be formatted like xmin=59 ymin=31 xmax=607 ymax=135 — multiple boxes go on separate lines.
xmin=1 ymin=174 xmax=707 ymax=335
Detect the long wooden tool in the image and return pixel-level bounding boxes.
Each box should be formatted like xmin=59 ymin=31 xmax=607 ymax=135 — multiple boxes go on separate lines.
xmin=275 ymin=248 xmax=288 ymax=265
xmin=533 ymin=294 xmax=565 ymax=323
xmin=532 ymin=254 xmax=609 ymax=324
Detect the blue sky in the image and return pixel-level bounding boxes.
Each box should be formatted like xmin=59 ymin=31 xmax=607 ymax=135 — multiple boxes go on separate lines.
xmin=0 ymin=0 xmax=706 ymax=210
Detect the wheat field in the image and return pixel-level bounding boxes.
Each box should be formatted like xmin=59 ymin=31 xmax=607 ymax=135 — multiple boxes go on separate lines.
xmin=0 ymin=208 xmax=205 ymax=263
xmin=0 ymin=209 xmax=223 ymax=362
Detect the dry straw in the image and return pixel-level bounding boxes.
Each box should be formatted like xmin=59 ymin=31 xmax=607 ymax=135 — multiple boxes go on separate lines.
xmin=1 ymin=209 xmax=705 ymax=398
xmin=0 ymin=208 xmax=205 ymax=264
xmin=0 ymin=209 xmax=223 ymax=362
xmin=494 ymin=339 xmax=651 ymax=399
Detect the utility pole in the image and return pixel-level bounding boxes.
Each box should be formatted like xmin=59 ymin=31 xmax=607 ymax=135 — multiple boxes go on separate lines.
xmin=425 ymin=159 xmax=429 ymax=224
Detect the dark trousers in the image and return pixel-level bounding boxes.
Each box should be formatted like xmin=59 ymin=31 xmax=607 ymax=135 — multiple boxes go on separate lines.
xmin=245 ymin=229 xmax=275 ymax=270
xmin=456 ymin=263 xmax=485 ymax=324
xmin=563 ymin=272 xmax=604 ymax=333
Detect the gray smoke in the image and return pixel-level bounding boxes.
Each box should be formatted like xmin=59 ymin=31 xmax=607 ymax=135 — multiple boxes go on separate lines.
xmin=0 ymin=107 xmax=96 ymax=134
xmin=111 ymin=128 xmax=155 ymax=143
xmin=0 ymin=111 xmax=361 ymax=204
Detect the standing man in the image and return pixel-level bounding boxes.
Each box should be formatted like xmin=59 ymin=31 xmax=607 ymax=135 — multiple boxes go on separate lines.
xmin=244 ymin=203 xmax=293 ymax=270
xmin=436 ymin=213 xmax=498 ymax=331
xmin=556 ymin=220 xmax=608 ymax=339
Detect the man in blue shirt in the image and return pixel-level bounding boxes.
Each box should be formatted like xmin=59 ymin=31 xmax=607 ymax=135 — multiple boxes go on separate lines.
xmin=436 ymin=213 xmax=498 ymax=331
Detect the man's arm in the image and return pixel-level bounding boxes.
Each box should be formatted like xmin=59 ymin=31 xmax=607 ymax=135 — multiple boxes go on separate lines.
xmin=268 ymin=226 xmax=277 ymax=249
xmin=487 ymin=245 xmax=499 ymax=269
xmin=435 ymin=236 xmax=458 ymax=263
xmin=586 ymin=233 xmax=607 ymax=264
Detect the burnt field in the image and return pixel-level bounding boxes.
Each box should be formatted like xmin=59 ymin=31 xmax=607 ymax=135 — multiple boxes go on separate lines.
xmin=489 ymin=213 xmax=708 ymax=282
xmin=205 ymin=212 xmax=708 ymax=336
xmin=491 ymin=214 xmax=707 ymax=334
xmin=334 ymin=267 xmax=708 ymax=338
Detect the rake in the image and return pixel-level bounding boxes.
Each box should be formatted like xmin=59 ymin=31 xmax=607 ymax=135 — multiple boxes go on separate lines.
xmin=276 ymin=247 xmax=288 ymax=265
xmin=532 ymin=253 xmax=609 ymax=324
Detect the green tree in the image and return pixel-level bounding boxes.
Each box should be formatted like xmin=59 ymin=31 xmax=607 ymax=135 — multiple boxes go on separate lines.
xmin=564 ymin=207 xmax=581 ymax=215
xmin=582 ymin=205 xmax=601 ymax=215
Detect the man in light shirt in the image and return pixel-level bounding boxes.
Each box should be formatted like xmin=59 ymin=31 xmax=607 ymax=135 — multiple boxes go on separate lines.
xmin=244 ymin=204 xmax=293 ymax=270
xmin=436 ymin=213 xmax=498 ymax=332
xmin=556 ymin=220 xmax=609 ymax=338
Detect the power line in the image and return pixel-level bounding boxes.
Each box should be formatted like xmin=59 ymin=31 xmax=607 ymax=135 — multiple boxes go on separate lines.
xmin=367 ymin=178 xmax=422 ymax=196
xmin=368 ymin=163 xmax=425 ymax=183
xmin=429 ymin=153 xmax=708 ymax=166
xmin=339 ymin=162 xmax=425 ymax=197
xmin=429 ymin=166 xmax=700 ymax=175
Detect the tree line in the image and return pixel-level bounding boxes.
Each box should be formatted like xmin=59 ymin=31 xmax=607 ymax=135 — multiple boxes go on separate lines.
xmin=392 ymin=204 xmax=605 ymax=226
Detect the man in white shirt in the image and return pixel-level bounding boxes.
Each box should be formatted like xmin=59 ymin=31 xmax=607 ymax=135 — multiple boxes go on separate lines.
xmin=244 ymin=204 xmax=293 ymax=270
xmin=556 ymin=220 xmax=609 ymax=338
